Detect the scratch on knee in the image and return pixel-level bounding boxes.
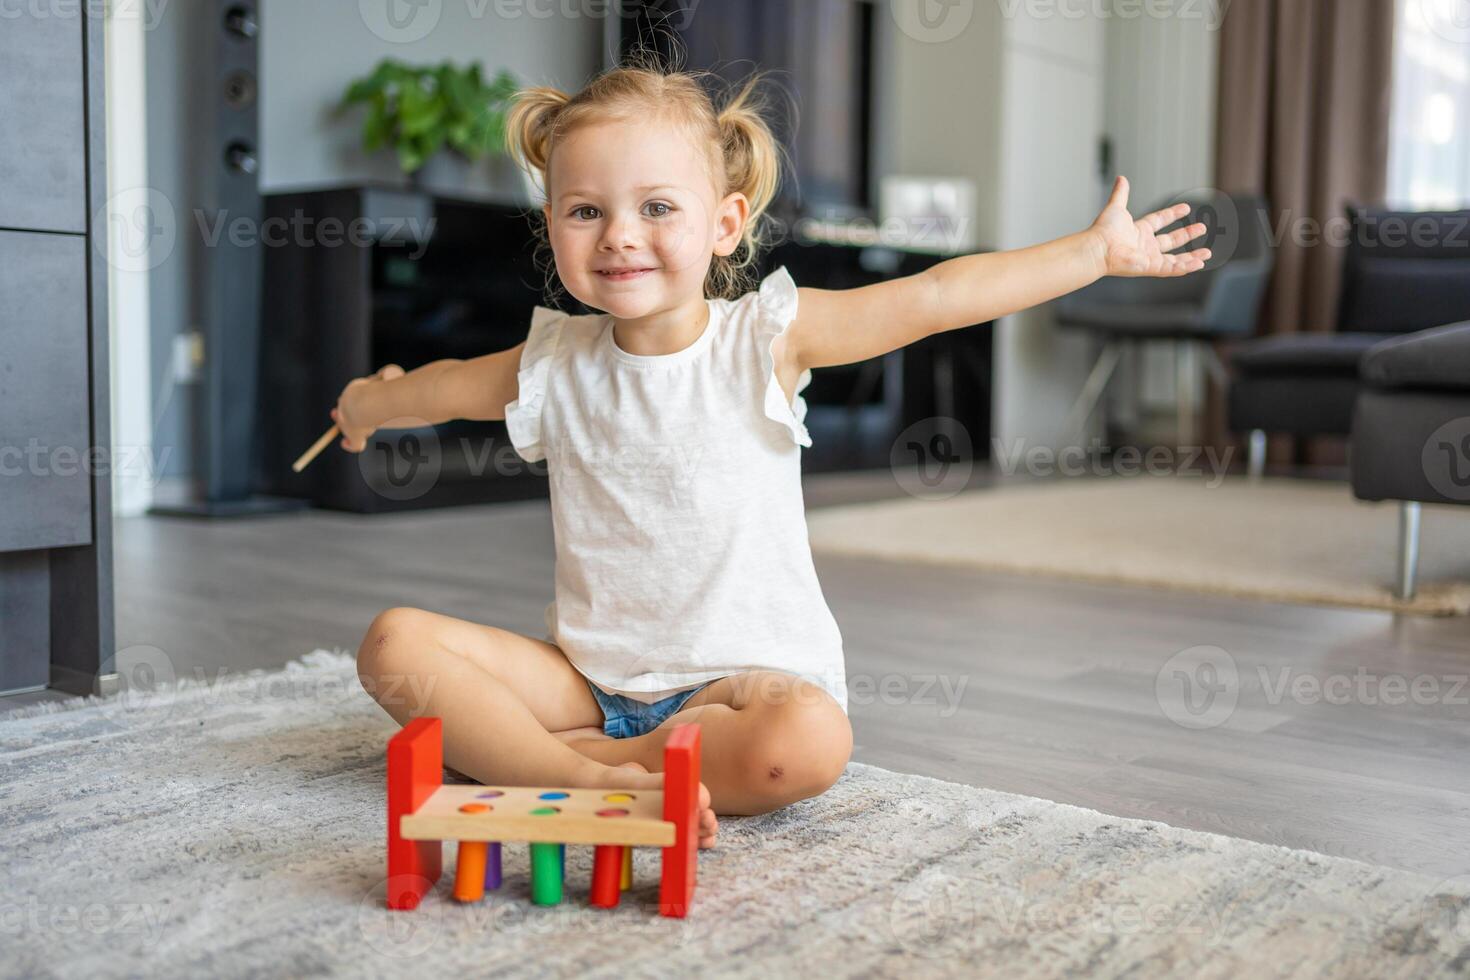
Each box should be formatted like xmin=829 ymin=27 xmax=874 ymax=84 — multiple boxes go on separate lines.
xmin=767 ymin=764 xmax=784 ymax=781
xmin=372 ymin=629 xmax=393 ymax=654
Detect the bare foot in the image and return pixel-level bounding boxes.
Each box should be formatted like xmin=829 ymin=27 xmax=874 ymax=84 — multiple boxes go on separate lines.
xmin=613 ymin=762 xmax=718 ymax=849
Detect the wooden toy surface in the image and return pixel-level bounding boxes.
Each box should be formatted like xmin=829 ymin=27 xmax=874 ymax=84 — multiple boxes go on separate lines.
xmin=399 ymin=785 xmax=675 ymax=847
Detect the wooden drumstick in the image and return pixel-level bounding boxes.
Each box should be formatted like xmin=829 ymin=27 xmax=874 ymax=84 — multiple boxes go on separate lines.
xmin=292 ymin=423 xmax=339 ymax=473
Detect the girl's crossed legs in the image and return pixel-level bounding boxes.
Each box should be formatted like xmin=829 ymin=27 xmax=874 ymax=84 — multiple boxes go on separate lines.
xmin=355 ymin=606 xmax=852 ymax=846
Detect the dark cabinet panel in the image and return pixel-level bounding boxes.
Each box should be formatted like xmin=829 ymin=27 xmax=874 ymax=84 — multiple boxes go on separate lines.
xmin=0 ymin=550 xmax=50 ymax=693
xmin=0 ymin=14 xmax=87 ymax=233
xmin=0 ymin=231 xmax=93 ymax=551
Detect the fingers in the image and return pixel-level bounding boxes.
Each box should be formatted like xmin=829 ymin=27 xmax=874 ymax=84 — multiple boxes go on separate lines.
xmin=1154 ymin=221 xmax=1208 ymax=253
xmin=1159 ymin=248 xmax=1212 ymax=276
xmin=329 ymin=409 xmax=368 ymax=453
xmin=1140 ymin=202 xmax=1193 ymax=233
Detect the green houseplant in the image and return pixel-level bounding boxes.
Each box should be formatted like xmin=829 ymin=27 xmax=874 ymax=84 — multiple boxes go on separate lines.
xmin=339 ymin=60 xmax=519 ymax=177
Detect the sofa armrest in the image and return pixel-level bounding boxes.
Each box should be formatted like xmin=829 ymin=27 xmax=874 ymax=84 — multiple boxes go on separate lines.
xmin=1361 ymin=321 xmax=1470 ymax=392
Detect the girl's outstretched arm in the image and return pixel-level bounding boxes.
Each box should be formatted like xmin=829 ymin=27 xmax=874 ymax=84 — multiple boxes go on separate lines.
xmin=332 ymin=343 xmax=524 ymax=452
xmin=786 ymin=176 xmax=1213 ymax=372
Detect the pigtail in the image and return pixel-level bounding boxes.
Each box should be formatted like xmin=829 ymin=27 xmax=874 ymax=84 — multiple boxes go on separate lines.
xmin=711 ymin=74 xmax=786 ymax=299
xmin=505 ymin=85 xmax=571 ymax=181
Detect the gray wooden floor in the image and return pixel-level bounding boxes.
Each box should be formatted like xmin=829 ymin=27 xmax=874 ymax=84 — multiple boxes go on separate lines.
xmin=22 ymin=470 xmax=1470 ymax=878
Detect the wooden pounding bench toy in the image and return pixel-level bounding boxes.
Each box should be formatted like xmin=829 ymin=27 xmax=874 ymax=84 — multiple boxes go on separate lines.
xmin=386 ymin=717 xmax=702 ymax=917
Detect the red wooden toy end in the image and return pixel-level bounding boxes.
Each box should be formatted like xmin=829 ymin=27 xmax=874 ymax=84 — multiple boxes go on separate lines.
xmin=386 ymin=717 xmax=444 ymax=910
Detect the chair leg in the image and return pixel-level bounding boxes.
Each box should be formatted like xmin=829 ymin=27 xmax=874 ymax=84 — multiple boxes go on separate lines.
xmin=1065 ymin=340 xmax=1122 ymax=439
xmin=1175 ymin=340 xmax=1197 ymax=449
xmin=1201 ymin=345 xmax=1230 ymax=388
xmin=1397 ymin=501 xmax=1422 ymax=601
xmin=1247 ymin=429 xmax=1267 ymax=481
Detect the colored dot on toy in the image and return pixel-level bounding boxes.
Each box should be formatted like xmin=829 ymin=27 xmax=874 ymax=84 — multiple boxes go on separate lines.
xmin=538 ymin=791 xmax=570 ymax=800
xmin=530 ymin=806 xmax=561 ymax=816
xmin=458 ymin=802 xmax=491 ymax=814
xmin=596 ymin=808 xmax=630 ymax=817
xmin=475 ymin=790 xmax=504 ymax=799
xmin=603 ymin=792 xmax=634 ymax=803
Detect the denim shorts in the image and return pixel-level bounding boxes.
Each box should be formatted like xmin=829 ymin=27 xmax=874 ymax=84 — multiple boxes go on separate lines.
xmin=587 ymin=680 xmax=706 ymax=739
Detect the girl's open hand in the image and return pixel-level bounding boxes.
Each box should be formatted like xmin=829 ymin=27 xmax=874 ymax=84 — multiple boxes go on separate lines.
xmin=331 ymin=364 xmax=405 ymax=453
xmin=1090 ymin=176 xmax=1212 ymax=278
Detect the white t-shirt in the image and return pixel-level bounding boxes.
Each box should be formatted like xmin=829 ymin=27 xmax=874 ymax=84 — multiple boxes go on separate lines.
xmin=504 ymin=266 xmax=848 ymax=711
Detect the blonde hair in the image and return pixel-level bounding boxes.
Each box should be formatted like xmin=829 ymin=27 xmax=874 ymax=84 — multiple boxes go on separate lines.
xmin=505 ymin=56 xmax=787 ymax=301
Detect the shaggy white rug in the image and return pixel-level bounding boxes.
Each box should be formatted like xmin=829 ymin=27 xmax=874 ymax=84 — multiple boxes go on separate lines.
xmin=2 ymin=651 xmax=1467 ymax=978
xmin=807 ymin=476 xmax=1470 ymax=616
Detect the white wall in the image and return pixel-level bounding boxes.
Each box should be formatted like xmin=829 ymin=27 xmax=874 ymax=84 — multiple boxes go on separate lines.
xmin=881 ymin=2 xmax=1006 ymax=249
xmin=882 ymin=1 xmax=1103 ymax=453
xmin=992 ymin=9 xmax=1108 ymax=453
xmin=106 ymin=8 xmax=153 ymax=516
xmin=1103 ymin=8 xmax=1218 ymax=211
xmin=1103 ymin=7 xmax=1219 ymax=411
xmin=259 ymin=1 xmax=602 ymax=195
xmin=881 ymin=1 xmax=1219 ymax=452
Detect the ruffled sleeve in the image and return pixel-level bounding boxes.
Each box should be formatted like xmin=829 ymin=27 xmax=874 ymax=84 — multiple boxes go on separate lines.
xmin=504 ymin=306 xmax=564 ymax=463
xmin=756 ymin=266 xmax=814 ymax=447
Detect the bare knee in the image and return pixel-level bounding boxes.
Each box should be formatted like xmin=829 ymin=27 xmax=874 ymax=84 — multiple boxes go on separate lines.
xmin=732 ymin=682 xmax=852 ymax=811
xmin=356 ymin=606 xmax=433 ymax=708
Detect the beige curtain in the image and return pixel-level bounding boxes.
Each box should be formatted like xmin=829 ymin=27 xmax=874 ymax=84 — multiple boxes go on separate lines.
xmin=1215 ymin=0 xmax=1397 ymax=338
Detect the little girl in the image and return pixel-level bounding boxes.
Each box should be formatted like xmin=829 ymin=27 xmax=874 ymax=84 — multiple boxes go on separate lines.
xmin=342 ymin=63 xmax=1209 ymax=846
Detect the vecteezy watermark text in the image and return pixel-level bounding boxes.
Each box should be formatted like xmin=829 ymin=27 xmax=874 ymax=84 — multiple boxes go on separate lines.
xmin=992 ymin=438 xmax=1235 ymax=486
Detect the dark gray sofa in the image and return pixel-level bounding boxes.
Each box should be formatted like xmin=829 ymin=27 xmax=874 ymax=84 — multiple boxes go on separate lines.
xmin=1229 ymin=205 xmax=1470 ymax=475
xmin=1350 ymin=322 xmax=1470 ymax=599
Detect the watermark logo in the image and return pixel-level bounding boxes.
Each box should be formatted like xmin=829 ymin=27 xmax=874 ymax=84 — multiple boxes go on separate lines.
xmin=95 ymin=186 xmax=177 ymax=274
xmin=193 ymin=209 xmax=436 ymax=261
xmin=358 ymin=418 xmax=443 ymax=502
xmin=1260 ymin=208 xmax=1470 ymax=252
xmin=0 ymin=0 xmax=173 ymax=30
xmin=1409 ymin=0 xmax=1470 ymax=46
xmin=1257 ymin=667 xmax=1467 ymax=708
xmin=994 ymin=0 xmax=1232 ymax=31
xmin=0 ymin=440 xmax=176 ymax=488
xmin=359 ymin=0 xmax=442 ymax=42
xmin=792 ymin=213 xmax=975 ymax=255
xmin=1420 ymin=874 xmax=1470 ymax=958
xmin=892 ymin=417 xmax=974 ymax=500
xmin=619 ymin=643 xmax=702 ymax=702
xmin=1155 ymin=645 xmax=1238 ymax=730
xmin=992 ymin=438 xmax=1234 ymax=486
xmin=890 ymin=0 xmax=974 ymax=43
xmin=846 ymin=671 xmax=969 ymax=717
xmin=99 ymin=644 xmax=180 ymax=731
xmin=1168 ymin=188 xmax=1240 ymax=265
xmin=888 ymin=870 xmax=974 ymax=955
xmin=0 ymin=896 xmax=168 ymax=947
xmin=986 ymin=874 xmax=1239 ymax=945
xmin=357 ymin=876 xmax=446 ymax=957
xmin=1423 ymin=417 xmax=1470 ymax=503
xmin=547 ymin=441 xmax=705 ymax=492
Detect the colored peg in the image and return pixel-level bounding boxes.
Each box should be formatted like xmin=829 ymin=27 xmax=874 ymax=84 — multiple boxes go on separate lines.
xmin=484 ymin=842 xmax=502 ymax=890
xmin=591 ymin=845 xmax=624 ymax=908
xmin=453 ymin=841 xmax=488 ymax=902
xmin=530 ymin=843 xmax=563 ymax=905
xmin=621 ymin=846 xmax=633 ymax=891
